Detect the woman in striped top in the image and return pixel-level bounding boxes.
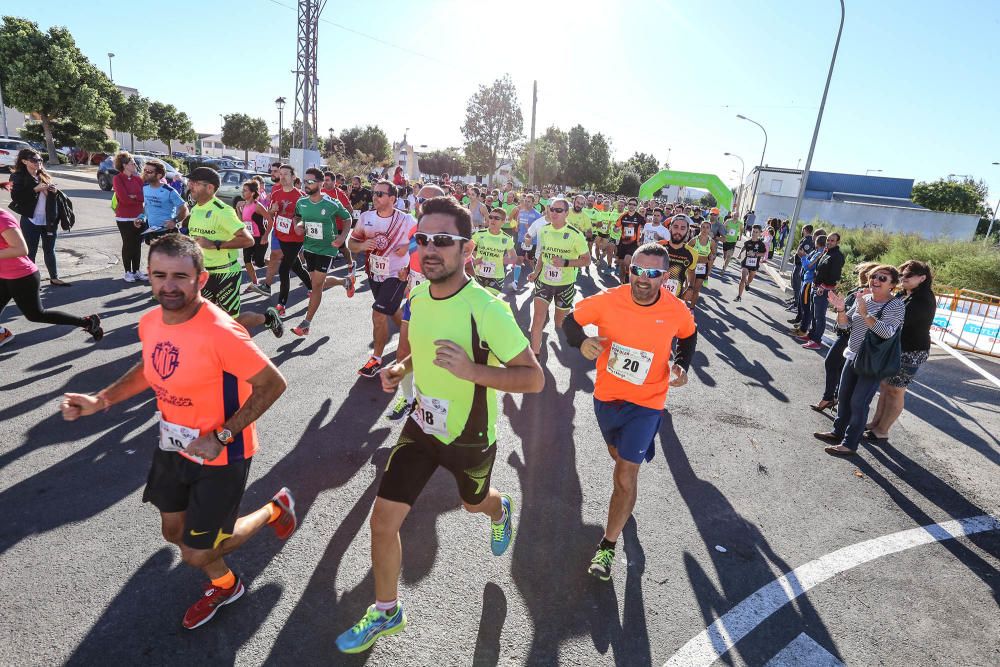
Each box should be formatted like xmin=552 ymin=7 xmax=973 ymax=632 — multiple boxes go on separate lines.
xmin=814 ymin=264 xmax=905 ymax=456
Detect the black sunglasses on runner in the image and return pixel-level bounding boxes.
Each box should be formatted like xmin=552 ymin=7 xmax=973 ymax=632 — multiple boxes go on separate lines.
xmin=373 ymin=191 xmax=392 ymax=198
xmin=414 ymin=232 xmax=469 ymax=247
xmin=549 ymin=207 xmax=567 ymax=214
xmin=629 ymin=265 xmax=666 ymax=279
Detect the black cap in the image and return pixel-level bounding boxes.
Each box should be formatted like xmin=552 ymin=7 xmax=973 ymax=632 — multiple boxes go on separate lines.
xmin=187 ymin=167 xmax=220 ymax=189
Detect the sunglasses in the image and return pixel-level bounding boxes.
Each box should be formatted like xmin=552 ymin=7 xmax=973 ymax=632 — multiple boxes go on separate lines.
xmin=414 ymin=232 xmax=469 ymax=247
xmin=630 ymin=265 xmax=666 ymax=279
xmin=870 ymin=274 xmax=891 ymax=283
xmin=27 ymin=157 xmax=43 ymax=163
xmin=304 ymin=178 xmax=319 ymax=185
xmin=373 ymin=191 xmax=392 ymax=198
xmin=549 ymin=207 xmax=567 ymax=214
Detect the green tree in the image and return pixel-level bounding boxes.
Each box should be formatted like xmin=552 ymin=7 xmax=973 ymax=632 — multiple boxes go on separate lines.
xmin=419 ymin=149 xmax=467 ymax=177
xmin=700 ymin=192 xmax=718 ymax=208
xmin=111 ymin=94 xmax=157 ymax=152
xmin=464 ymin=141 xmax=494 ymax=179
xmin=517 ymin=138 xmax=561 ymax=187
xmin=278 ymin=128 xmax=292 ymax=159
xmin=624 ymin=152 xmax=660 ymax=183
xmin=0 ymin=17 xmax=116 ymax=164
xmin=461 ymin=75 xmax=524 ymax=187
xmin=221 ymin=113 xmax=271 ymax=164
xmin=911 ymin=177 xmax=991 ymax=217
xmin=149 ymin=102 xmax=196 ymax=155
xmin=19 ymin=120 xmax=117 ymax=156
xmin=542 ymin=126 xmax=568 ymax=182
xmin=618 ymin=170 xmax=641 ymax=197
xmin=586 ymin=132 xmax=612 ymax=189
xmin=339 ymin=125 xmax=391 ymax=163
xmin=563 ymin=125 xmax=591 ymax=187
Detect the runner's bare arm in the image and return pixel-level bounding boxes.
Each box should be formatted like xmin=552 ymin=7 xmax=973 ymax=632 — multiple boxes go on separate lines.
xmin=218 ymin=361 xmax=287 ymax=436
xmin=433 ymin=342 xmax=544 ymax=393
xmin=61 ymin=361 xmax=149 ymax=420
xmin=347 ymin=233 xmax=374 ymax=253
xmin=560 ymin=252 xmax=591 ymax=268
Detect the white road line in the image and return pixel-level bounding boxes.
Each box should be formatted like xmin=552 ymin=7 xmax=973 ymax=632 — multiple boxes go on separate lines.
xmin=764 ymin=633 xmax=844 ymax=667
xmin=664 ymin=514 xmax=1000 ymax=667
xmin=932 ymin=339 xmax=1000 ymax=390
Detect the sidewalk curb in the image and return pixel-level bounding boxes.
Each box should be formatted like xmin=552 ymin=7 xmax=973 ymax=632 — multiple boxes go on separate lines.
xmin=763 ymin=263 xmax=790 ymax=293
xmin=51 ymin=248 xmax=118 ymax=280
xmin=47 ymin=168 xmax=100 ymax=187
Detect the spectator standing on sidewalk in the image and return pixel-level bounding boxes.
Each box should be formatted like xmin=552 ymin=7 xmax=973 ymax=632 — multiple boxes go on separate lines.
xmin=787 ymin=224 xmax=815 ymax=313
xmin=802 ymin=233 xmax=844 ymax=350
xmin=9 ymin=148 xmax=71 ymax=286
xmin=864 ymin=260 xmax=936 ymax=441
xmin=112 ymin=151 xmax=146 ymax=282
xmin=792 ymin=234 xmax=827 ymax=339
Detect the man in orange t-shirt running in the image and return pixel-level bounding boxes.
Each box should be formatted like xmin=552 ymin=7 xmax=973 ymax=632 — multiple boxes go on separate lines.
xmin=562 ymin=242 xmax=698 ymax=583
xmin=60 ymin=234 xmax=296 ymax=631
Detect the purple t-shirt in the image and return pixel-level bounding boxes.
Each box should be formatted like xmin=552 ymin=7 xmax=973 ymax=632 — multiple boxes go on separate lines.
xmin=0 ymin=209 xmax=36 ymax=280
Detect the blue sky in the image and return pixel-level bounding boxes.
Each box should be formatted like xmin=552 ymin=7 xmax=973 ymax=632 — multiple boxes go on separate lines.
xmin=8 ymin=1 xmax=1000 ymax=203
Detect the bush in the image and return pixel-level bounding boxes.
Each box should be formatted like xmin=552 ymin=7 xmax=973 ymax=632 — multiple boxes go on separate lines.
xmin=161 ymin=156 xmax=188 ymax=174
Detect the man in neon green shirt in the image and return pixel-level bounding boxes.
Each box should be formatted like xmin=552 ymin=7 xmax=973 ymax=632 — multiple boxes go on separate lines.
xmin=527 ymin=196 xmax=591 ymax=355
xmin=290 ymin=167 xmax=356 ymax=336
xmin=336 ymin=195 xmax=543 ymax=654
xmin=186 ymin=167 xmax=282 ymax=337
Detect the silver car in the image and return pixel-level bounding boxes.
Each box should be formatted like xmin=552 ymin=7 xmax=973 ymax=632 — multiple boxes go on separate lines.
xmin=217 ymin=169 xmax=270 ymax=207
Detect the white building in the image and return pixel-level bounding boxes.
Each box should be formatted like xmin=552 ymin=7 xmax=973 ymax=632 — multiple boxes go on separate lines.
xmin=737 ymin=166 xmax=980 ymax=241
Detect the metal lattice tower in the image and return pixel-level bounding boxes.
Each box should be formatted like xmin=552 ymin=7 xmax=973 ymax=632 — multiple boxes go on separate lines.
xmin=293 ymin=0 xmax=325 ymax=150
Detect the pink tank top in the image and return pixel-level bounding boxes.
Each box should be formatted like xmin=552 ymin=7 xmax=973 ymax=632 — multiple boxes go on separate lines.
xmin=240 ymin=200 xmax=261 ymax=237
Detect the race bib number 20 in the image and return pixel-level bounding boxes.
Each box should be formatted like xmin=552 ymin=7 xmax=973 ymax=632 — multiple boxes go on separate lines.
xmin=606 ymin=342 xmax=654 ymax=385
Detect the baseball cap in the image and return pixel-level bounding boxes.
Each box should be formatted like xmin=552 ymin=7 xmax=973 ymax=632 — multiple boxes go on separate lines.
xmin=710 ymin=207 xmax=720 ymax=215
xmin=187 ymin=167 xmax=220 ymax=189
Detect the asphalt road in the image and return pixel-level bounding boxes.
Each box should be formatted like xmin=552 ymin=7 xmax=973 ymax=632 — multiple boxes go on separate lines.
xmin=1 ymin=173 xmax=998 ymax=666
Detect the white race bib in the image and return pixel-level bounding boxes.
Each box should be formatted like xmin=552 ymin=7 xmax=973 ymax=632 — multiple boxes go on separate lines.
xmin=476 ymin=261 xmax=496 ymax=278
xmin=623 ymin=227 xmax=636 ymax=241
xmin=305 ymin=222 xmax=323 ymax=240
xmin=606 ymin=341 xmax=654 ymax=385
xmin=665 ymin=278 xmax=679 ymax=295
xmin=412 ymin=390 xmax=450 ymax=436
xmin=544 ymin=264 xmax=564 ymax=283
xmin=521 ymin=239 xmax=533 ymax=251
xmin=275 ymin=215 xmax=293 ymax=234
xmin=370 ymin=254 xmax=391 ymax=277
xmin=746 ymin=256 xmax=759 ymax=268
xmin=352 ymin=210 xmax=360 ymax=221
xmin=408 ymin=270 xmax=425 ymax=290
xmin=695 ymin=262 xmax=708 ymax=277
xmin=244 ymin=221 xmax=255 ymax=234
xmin=157 ymin=413 xmax=202 ymax=462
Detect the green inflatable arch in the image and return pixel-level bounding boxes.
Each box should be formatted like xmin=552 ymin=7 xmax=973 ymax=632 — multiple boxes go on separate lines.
xmin=638 ymin=170 xmax=733 ymax=212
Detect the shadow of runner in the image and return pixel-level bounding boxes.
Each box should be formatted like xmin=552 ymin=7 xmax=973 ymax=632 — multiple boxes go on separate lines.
xmin=64 ymin=380 xmax=395 ymax=664
xmin=660 ymin=413 xmax=842 ymax=665
xmin=695 ymin=306 xmax=789 ymax=403
xmin=472 ymin=582 xmax=508 ymax=667
xmin=900 ymin=379 xmax=1000 ymax=468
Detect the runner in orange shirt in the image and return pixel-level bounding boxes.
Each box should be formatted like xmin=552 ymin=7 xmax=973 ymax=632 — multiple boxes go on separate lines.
xmin=561 ymin=241 xmax=698 ymax=582
xmin=59 ymin=234 xmax=297 ymax=630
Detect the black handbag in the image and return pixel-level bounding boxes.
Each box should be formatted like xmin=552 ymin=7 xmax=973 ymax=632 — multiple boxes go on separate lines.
xmin=854 ymin=297 xmax=902 ymax=378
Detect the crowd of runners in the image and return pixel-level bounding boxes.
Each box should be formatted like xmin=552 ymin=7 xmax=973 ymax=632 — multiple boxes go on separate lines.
xmin=4 ymin=153 xmax=802 ymax=653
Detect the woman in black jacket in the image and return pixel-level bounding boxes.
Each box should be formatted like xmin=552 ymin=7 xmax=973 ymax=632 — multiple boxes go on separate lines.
xmin=9 ymin=148 xmax=70 ymax=286
xmin=864 ymin=260 xmax=936 ymax=440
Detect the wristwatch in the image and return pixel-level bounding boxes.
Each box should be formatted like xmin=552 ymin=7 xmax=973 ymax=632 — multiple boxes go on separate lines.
xmin=214 ymin=428 xmax=234 ymax=444
xmin=214 ymin=240 xmax=222 ymax=251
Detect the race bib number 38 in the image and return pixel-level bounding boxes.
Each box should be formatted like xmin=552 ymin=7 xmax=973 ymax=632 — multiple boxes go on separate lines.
xmin=305 ymin=222 xmax=323 ymax=239
xmin=606 ymin=342 xmax=654 ymax=385
xmin=412 ymin=390 xmax=450 ymax=436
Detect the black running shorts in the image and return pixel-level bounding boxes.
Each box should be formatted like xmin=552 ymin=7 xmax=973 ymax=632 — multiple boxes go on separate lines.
xmin=370 ymin=276 xmax=406 ymax=315
xmin=242 ymin=238 xmax=268 ymax=268
xmin=377 ymin=420 xmax=498 ymax=506
xmin=532 ymin=280 xmax=576 ymax=310
xmin=142 ymin=449 xmax=252 ymax=550
xmin=202 ymin=271 xmax=242 ymax=317
xmin=304 ymin=250 xmax=336 ymax=274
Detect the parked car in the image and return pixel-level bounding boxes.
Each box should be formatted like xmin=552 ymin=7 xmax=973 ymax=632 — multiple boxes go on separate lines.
xmin=217 ymin=169 xmax=269 ymax=207
xmin=0 ymin=138 xmax=33 ymax=171
xmin=97 ymin=155 xmax=184 ymax=191
xmin=171 ymin=151 xmax=190 ymax=158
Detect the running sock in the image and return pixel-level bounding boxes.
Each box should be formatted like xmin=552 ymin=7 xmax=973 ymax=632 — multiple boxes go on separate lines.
xmin=512 ymin=265 xmax=522 ymax=284
xmin=401 ymin=374 xmax=414 ymax=402
xmin=267 ymin=501 xmax=282 ymax=524
xmin=600 ymin=538 xmax=617 ymax=551
xmin=212 ymin=570 xmax=236 ymax=590
xmin=300 ymin=318 xmax=311 ymax=329
xmin=493 ymin=506 xmax=507 ymax=526
xmin=372 ymin=355 xmax=382 ymax=363
xmin=375 ymin=599 xmax=397 ymax=616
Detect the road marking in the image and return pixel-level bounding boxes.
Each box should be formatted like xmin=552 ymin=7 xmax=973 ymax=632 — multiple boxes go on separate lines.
xmin=664 ymin=514 xmax=1000 ymax=667
xmin=932 ymin=339 xmax=1000 ymax=390
xmin=765 ymin=633 xmax=844 ymax=667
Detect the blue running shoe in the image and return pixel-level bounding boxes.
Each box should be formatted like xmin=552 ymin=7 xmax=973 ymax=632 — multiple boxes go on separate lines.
xmin=336 ymin=604 xmax=406 ymax=654
xmin=491 ymin=494 xmax=515 ymax=556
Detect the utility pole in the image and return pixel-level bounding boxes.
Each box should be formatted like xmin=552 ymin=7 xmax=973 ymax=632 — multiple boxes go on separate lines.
xmin=0 ymin=69 xmax=9 ymax=138
xmin=528 ymin=80 xmax=537 ymax=188
xmin=294 ymin=0 xmax=324 ymax=152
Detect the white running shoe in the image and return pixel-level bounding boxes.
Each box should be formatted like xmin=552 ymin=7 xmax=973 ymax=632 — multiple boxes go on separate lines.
xmin=135 ymin=270 xmax=148 ymax=281
xmin=123 ymin=271 xmax=137 ymax=283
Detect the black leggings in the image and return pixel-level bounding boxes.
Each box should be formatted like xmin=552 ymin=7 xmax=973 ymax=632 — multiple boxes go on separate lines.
xmin=277 ymin=240 xmax=311 ymax=306
xmin=116 ymin=219 xmax=143 ymax=273
xmin=0 ymin=271 xmax=88 ymax=328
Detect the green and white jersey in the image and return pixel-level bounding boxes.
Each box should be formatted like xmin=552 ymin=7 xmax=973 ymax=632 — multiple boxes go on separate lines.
xmin=187 ymin=197 xmax=245 ymax=273
xmin=297 ymin=195 xmax=352 ymax=256
xmin=407 ymin=280 xmax=529 ymax=446
xmin=471 ymin=229 xmax=512 ymax=280
xmin=724 ymin=219 xmax=742 ymax=242
xmin=536 ymin=223 xmax=589 ymax=286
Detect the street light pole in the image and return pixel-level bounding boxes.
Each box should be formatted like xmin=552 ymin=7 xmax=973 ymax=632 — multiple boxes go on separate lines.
xmin=780 ymin=0 xmax=846 ymax=273
xmin=986 ymin=162 xmax=999 ymax=241
xmin=725 ymin=152 xmax=745 ymax=213
xmin=737 ymin=114 xmax=767 ymax=220
xmin=275 ymin=97 xmax=286 ymax=159
xmin=107 ymin=53 xmax=115 ymax=82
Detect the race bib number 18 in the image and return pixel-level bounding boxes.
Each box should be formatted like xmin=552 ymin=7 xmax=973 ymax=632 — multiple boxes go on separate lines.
xmin=412 ymin=390 xmax=450 ymax=436
xmin=606 ymin=342 xmax=654 ymax=385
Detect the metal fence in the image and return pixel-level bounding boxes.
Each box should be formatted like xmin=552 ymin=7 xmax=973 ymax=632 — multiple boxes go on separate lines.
xmin=932 ymin=286 xmax=1000 ymax=357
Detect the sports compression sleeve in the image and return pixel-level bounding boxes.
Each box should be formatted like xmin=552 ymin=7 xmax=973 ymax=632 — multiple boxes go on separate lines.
xmin=562 ymin=312 xmax=587 ymax=348
xmin=673 ymin=330 xmax=698 ymax=372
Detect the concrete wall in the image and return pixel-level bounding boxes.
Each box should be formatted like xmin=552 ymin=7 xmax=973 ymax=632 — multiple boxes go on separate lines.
xmin=754 ymin=193 xmax=980 ymax=241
